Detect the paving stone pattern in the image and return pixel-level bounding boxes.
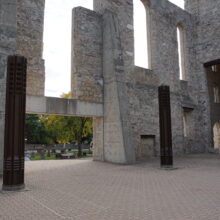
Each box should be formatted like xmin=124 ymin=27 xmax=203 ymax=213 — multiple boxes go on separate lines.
xmin=0 ymin=155 xmax=220 ymax=220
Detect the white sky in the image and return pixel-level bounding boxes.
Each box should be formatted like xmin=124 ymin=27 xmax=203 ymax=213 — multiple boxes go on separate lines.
xmin=43 ymin=0 xmax=184 ymax=97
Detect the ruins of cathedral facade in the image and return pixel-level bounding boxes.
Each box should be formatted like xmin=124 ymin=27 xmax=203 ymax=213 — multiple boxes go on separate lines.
xmin=1 ymin=0 xmax=220 ymax=174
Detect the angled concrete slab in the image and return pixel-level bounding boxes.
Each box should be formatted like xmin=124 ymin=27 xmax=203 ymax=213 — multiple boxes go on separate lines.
xmin=26 ymin=96 xmax=103 ymax=117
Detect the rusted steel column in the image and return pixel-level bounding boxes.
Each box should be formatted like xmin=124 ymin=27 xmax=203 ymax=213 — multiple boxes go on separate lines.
xmin=158 ymin=85 xmax=173 ymax=167
xmin=2 ymin=55 xmax=27 ymax=191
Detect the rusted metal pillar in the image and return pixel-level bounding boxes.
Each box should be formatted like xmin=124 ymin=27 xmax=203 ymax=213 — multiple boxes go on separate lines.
xmin=158 ymin=85 xmax=173 ymax=168
xmin=2 ymin=55 xmax=27 ymax=191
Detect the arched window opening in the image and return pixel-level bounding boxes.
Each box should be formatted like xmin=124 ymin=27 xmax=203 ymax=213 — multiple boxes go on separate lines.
xmin=213 ymin=123 xmax=220 ymax=149
xmin=134 ymin=0 xmax=151 ymax=69
xmin=177 ymin=24 xmax=186 ymax=80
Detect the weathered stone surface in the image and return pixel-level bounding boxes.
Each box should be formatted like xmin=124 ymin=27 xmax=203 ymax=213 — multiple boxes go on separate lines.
xmin=16 ymin=0 xmax=45 ymax=96
xmin=102 ymin=10 xmax=136 ymax=164
xmin=93 ymin=117 xmax=104 ymax=161
xmin=71 ymin=7 xmax=103 ymax=103
xmin=185 ymin=0 xmax=220 ymax=152
xmin=26 ymin=96 xmax=103 ymax=117
xmin=69 ymin=0 xmax=220 ymax=162
xmin=1 ymin=0 xmax=220 ymax=171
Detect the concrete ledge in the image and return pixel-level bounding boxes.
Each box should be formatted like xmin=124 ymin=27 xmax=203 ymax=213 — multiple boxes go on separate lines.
xmin=26 ymin=96 xmax=103 ymax=117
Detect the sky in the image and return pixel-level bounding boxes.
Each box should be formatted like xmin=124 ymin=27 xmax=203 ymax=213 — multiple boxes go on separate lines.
xmin=43 ymin=0 xmax=184 ymax=97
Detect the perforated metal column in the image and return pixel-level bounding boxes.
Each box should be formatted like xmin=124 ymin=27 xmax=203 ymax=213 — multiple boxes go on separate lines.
xmin=2 ymin=55 xmax=27 ymax=191
xmin=158 ymin=85 xmax=173 ymax=167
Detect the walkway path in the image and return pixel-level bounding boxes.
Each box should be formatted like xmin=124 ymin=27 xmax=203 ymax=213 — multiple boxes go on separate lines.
xmin=0 ymin=154 xmax=220 ymax=220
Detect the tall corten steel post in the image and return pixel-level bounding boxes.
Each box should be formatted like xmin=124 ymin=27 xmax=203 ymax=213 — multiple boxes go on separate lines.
xmin=158 ymin=85 xmax=173 ymax=167
xmin=2 ymin=55 xmax=27 ymax=191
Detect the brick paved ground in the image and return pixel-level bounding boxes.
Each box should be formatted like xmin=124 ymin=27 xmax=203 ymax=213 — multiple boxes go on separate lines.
xmin=0 ymin=154 xmax=220 ymax=220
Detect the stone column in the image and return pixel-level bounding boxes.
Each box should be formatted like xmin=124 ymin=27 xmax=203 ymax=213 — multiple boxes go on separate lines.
xmin=94 ymin=0 xmax=136 ymax=164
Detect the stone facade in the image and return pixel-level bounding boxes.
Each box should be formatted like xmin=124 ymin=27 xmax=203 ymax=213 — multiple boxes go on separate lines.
xmin=1 ymin=0 xmax=220 ymax=174
xmin=73 ymin=0 xmax=220 ymax=163
xmin=185 ymin=0 xmax=220 ymax=151
xmin=0 ymin=0 xmax=17 ymax=175
xmin=71 ymin=7 xmax=103 ymax=103
xmin=17 ymin=0 xmax=45 ymax=96
xmin=0 ymin=0 xmax=45 ymax=174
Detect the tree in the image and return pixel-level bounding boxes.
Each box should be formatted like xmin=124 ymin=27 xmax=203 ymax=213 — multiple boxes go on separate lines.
xmin=39 ymin=115 xmax=57 ymax=145
xmin=25 ymin=92 xmax=93 ymax=157
xmin=41 ymin=115 xmax=93 ymax=157
xmin=25 ymin=114 xmax=44 ymax=144
xmin=70 ymin=117 xmax=92 ymax=157
xmin=60 ymin=91 xmax=72 ymax=99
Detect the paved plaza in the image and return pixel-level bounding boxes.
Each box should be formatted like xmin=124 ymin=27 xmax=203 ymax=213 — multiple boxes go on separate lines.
xmin=0 ymin=154 xmax=220 ymax=220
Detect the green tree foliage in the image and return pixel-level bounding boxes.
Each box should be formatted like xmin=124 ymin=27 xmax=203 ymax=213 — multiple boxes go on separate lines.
xmin=60 ymin=91 xmax=72 ymax=99
xmin=25 ymin=114 xmax=44 ymax=144
xmin=25 ymin=93 xmax=93 ymax=157
xmin=39 ymin=115 xmax=92 ymax=157
xmin=39 ymin=115 xmax=57 ymax=145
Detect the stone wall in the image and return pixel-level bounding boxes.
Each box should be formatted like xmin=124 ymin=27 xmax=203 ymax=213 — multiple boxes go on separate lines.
xmin=0 ymin=0 xmax=17 ymax=175
xmin=0 ymin=0 xmax=45 ymax=174
xmin=1 ymin=0 xmax=220 ymax=170
xmin=17 ymin=0 xmax=45 ymax=96
xmin=70 ymin=0 xmax=215 ymax=163
xmin=185 ymin=0 xmax=220 ymax=151
xmin=94 ymin=0 xmax=205 ymax=161
xmin=71 ymin=7 xmax=103 ymax=103
xmin=128 ymin=67 xmax=160 ymax=159
xmin=93 ymin=0 xmax=218 ymax=161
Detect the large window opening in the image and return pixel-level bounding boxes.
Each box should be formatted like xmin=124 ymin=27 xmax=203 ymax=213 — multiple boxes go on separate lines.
xmin=25 ymin=113 xmax=93 ymax=161
xmin=134 ymin=0 xmax=150 ymax=69
xmin=43 ymin=0 xmax=93 ymax=97
xmin=177 ymin=25 xmax=186 ymax=80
